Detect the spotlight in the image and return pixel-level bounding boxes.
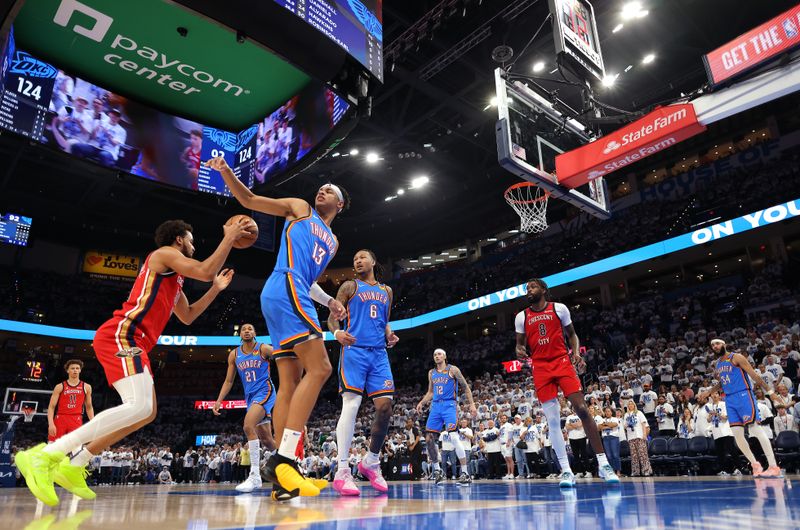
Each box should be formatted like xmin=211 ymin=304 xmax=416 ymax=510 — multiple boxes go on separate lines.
xmin=642 ymin=53 xmax=655 ymax=64
xmin=411 ymin=176 xmax=429 ymax=188
xmin=366 ymin=152 xmax=380 ymax=163
xmin=602 ymin=74 xmax=617 ymax=87
xmin=349 ymin=148 xmax=359 ymax=156
xmin=532 ymin=61 xmax=545 ymax=73
xmin=397 ymin=189 xmax=405 ymax=195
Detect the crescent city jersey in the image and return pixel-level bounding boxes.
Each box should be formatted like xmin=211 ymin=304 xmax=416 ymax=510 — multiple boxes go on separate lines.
xmin=346 ymin=279 xmax=390 ymax=348
xmin=516 ymin=302 xmax=571 ymax=362
xmin=56 ymin=381 xmax=86 ymax=416
xmin=108 ymin=252 xmax=184 ymax=351
xmin=715 ymin=353 xmax=752 ymax=394
xmin=235 ymin=342 xmax=272 ymax=396
xmin=432 ymin=365 xmax=458 ymax=402
xmin=274 ymin=208 xmax=338 ymax=286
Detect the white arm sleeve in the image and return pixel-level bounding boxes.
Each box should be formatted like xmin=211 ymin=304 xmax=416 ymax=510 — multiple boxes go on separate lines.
xmin=309 ymin=282 xmax=333 ymax=306
xmin=553 ymin=303 xmax=572 ymax=327
xmin=514 ymin=311 xmax=526 ymax=334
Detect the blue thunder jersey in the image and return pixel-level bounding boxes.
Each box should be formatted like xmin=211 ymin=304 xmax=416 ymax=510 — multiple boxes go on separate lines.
xmin=235 ymin=342 xmax=272 ymax=396
xmin=274 ymin=208 xmax=338 ymax=286
xmin=432 ymin=365 xmax=458 ymax=402
xmin=345 ymin=279 xmax=390 ymax=348
xmin=715 ymin=353 xmax=752 ymax=394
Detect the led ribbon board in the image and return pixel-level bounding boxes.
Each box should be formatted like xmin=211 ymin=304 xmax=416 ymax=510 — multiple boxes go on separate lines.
xmin=1 ymin=198 xmax=798 ymax=345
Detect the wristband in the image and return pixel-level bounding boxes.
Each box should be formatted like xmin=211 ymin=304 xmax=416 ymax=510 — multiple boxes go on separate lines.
xmin=334 ymin=330 xmax=344 ymax=339
xmin=309 ymin=282 xmax=333 ymax=306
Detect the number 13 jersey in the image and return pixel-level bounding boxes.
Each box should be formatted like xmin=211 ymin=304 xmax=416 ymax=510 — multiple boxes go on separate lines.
xmin=274 ymin=208 xmax=338 ymax=286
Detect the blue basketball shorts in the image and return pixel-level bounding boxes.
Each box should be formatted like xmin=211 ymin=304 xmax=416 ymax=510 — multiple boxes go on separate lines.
xmin=260 ymin=271 xmax=322 ymax=360
xmin=246 ymin=383 xmax=275 ymax=417
xmin=338 ymin=345 xmax=395 ymax=398
xmin=426 ymin=400 xmax=458 ymax=433
xmin=725 ymin=389 xmax=761 ymax=426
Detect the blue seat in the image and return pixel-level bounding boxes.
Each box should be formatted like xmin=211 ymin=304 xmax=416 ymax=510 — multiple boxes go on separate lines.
xmin=648 ymin=437 xmax=669 ymax=475
xmin=664 ymin=437 xmax=688 ymax=475
xmin=775 ymin=430 xmax=800 ymax=471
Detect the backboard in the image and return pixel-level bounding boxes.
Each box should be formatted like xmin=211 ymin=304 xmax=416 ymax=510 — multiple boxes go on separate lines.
xmin=495 ymin=68 xmax=611 ymax=219
xmin=3 ymin=387 xmax=52 ymax=417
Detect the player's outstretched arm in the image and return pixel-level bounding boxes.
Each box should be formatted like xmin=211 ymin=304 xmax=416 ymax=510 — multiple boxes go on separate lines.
xmin=150 ymin=219 xmax=249 ymax=282
xmin=733 ymin=353 xmax=785 ymax=406
xmin=385 ymin=286 xmax=399 ymax=348
xmin=328 ymin=280 xmax=356 ymax=346
xmin=205 ymin=156 xmax=309 ymax=220
xmin=696 ymin=383 xmax=722 ymax=402
xmin=213 ymin=350 xmax=238 ymax=415
xmin=84 ymin=383 xmax=94 ymax=420
xmin=416 ymin=370 xmax=434 ymax=413
xmin=173 ymin=269 xmax=234 ymax=325
xmin=451 ymin=366 xmax=477 ymax=417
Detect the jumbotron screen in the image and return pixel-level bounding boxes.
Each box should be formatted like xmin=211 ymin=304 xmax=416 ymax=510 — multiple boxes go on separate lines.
xmin=0 ymin=27 xmax=350 ymax=196
xmin=0 ymin=213 xmax=32 ymax=247
xmin=275 ymin=0 xmax=383 ymax=81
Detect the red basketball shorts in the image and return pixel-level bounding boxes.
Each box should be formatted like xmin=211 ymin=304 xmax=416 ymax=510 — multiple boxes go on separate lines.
xmin=531 ymin=355 xmax=582 ymax=402
xmin=49 ymin=414 xmax=83 ymax=442
xmin=93 ymin=320 xmax=153 ymax=386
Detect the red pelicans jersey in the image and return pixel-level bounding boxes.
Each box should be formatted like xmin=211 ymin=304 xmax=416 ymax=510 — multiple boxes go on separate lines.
xmin=56 ymin=380 xmax=86 ymax=416
xmin=518 ymin=303 xmax=571 ymax=362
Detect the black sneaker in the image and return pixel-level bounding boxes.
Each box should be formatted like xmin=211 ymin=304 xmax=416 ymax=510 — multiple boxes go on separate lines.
xmin=261 ymin=454 xmax=302 ymax=500
xmin=433 ymin=469 xmax=444 ymax=486
xmin=456 ymin=472 xmax=472 ymax=486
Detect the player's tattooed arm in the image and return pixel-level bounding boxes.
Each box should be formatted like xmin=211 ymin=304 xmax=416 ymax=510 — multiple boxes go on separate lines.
xmin=452 ymin=366 xmax=477 ymax=417
xmin=733 ymin=353 xmax=785 ymax=406
xmin=329 ymin=280 xmax=357 ymax=346
xmin=416 ymin=370 xmax=434 ymax=413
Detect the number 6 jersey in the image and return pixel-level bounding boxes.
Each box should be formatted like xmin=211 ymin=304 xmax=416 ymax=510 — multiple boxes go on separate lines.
xmin=345 ymin=279 xmax=390 ymax=348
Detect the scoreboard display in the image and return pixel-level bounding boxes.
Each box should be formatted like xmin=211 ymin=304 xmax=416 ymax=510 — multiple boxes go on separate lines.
xmin=548 ymin=0 xmax=605 ymax=81
xmin=0 ymin=213 xmax=32 ymax=247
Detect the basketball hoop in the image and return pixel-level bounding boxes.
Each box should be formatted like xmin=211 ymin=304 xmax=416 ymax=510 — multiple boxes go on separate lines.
xmin=504 ymin=182 xmax=550 ymax=234
xmin=21 ymin=406 xmax=35 ymax=423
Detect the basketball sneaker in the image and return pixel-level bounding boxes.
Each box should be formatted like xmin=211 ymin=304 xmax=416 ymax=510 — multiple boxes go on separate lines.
xmin=262 ymin=454 xmax=320 ymax=498
xmin=558 ymin=471 xmax=576 ymax=488
xmin=333 ymin=468 xmax=360 ymax=496
xmin=235 ymin=473 xmax=263 ymax=493
xmin=599 ymin=464 xmax=620 ymax=484
xmin=53 ymin=458 xmax=96 ymax=500
xmin=15 ymin=444 xmax=63 ymax=506
xmin=751 ymin=461 xmax=764 ymax=477
xmin=456 ymin=471 xmax=472 ymax=487
xmin=433 ymin=469 xmax=445 ymax=486
xmin=758 ymin=465 xmax=784 ymax=479
xmin=358 ymin=460 xmax=388 ymax=493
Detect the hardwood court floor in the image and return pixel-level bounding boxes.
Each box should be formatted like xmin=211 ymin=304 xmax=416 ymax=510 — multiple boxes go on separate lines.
xmin=1 ymin=476 xmax=798 ymax=530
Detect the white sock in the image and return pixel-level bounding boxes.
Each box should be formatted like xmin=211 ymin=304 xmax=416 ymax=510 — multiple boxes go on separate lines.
xmin=336 ymin=393 xmax=362 ymax=470
xmin=732 ymin=426 xmax=757 ymax=465
xmin=70 ymin=447 xmax=93 ymax=467
xmin=278 ymin=429 xmax=302 ymax=460
xmin=248 ymin=439 xmax=260 ymax=476
xmin=364 ymin=451 xmax=380 ymax=467
xmin=596 ymin=453 xmax=609 ymax=468
xmin=749 ymin=423 xmax=777 ymax=467
xmin=542 ymin=398 xmax=572 ymax=474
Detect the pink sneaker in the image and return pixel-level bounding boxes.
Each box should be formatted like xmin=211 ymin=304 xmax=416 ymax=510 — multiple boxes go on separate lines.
xmin=757 ymin=465 xmax=784 ymax=479
xmin=751 ymin=462 xmax=764 ymax=477
xmin=333 ymin=470 xmax=360 ymax=496
xmin=358 ymin=461 xmax=389 ymax=493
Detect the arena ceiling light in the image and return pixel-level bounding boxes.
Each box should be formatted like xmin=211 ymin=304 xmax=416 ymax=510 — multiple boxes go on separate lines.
xmin=621 ymin=2 xmax=648 ymax=20
xmin=612 ymin=23 xmax=624 ymax=33
xmin=350 ymin=148 xmax=359 ymax=156
xmin=602 ymin=74 xmax=618 ymax=87
xmin=642 ymin=53 xmax=656 ymax=64
xmin=410 ymin=175 xmax=430 ymax=188
xmin=532 ymin=61 xmax=545 ymax=73
xmin=366 ymin=152 xmax=380 ymax=163
xmin=397 ymin=189 xmax=405 ymax=195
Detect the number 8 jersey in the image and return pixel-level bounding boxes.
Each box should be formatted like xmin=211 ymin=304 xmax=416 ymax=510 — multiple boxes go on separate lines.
xmin=516 ymin=302 xmax=571 ymax=362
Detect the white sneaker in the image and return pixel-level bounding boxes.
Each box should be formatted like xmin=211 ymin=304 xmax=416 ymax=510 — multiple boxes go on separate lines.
xmin=599 ymin=464 xmax=620 ymax=484
xmin=235 ymin=473 xmax=262 ymax=493
xmin=717 ymin=471 xmax=729 ymax=476
xmin=502 ymin=474 xmax=513 ymax=480
xmin=733 ymin=469 xmax=742 ymax=476
xmin=583 ymin=472 xmax=593 ymax=478
xmin=559 ymin=471 xmax=576 ymax=488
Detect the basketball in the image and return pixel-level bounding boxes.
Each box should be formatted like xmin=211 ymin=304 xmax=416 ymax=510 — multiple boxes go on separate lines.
xmin=226 ymin=214 xmax=258 ymax=249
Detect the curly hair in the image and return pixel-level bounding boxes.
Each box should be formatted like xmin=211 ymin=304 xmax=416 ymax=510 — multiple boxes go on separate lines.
xmin=154 ymin=220 xmax=193 ymax=247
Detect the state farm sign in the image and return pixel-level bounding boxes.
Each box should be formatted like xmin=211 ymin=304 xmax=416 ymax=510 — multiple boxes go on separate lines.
xmin=555 ymin=104 xmax=706 ymax=188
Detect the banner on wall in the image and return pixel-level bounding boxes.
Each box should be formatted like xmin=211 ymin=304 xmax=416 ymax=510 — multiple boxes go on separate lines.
xmin=82 ymin=250 xmax=141 ymax=279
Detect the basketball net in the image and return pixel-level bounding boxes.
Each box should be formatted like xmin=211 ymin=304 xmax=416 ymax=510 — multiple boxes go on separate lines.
xmin=22 ymin=406 xmax=35 ymax=423
xmin=504 ymin=182 xmax=550 ymax=234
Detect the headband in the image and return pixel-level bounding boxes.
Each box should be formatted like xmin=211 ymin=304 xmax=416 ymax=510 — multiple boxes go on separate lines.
xmin=321 ymin=184 xmax=344 ymax=204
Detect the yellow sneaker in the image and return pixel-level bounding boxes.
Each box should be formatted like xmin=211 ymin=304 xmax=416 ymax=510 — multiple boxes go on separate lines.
xmin=53 ymin=459 xmax=96 ymax=500
xmin=16 ymin=444 xmax=63 ymax=506
xmin=275 ymin=463 xmax=320 ymax=497
xmin=308 ymin=478 xmax=328 ymax=491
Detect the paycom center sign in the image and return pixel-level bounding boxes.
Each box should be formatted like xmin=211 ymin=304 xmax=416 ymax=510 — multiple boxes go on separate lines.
xmin=11 ymin=0 xmax=311 ymax=129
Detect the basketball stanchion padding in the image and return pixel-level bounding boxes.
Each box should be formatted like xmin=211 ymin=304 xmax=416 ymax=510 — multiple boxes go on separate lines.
xmin=504 ymin=181 xmax=550 ymax=234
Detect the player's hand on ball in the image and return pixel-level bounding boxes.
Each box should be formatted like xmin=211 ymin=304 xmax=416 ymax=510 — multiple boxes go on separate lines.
xmin=213 ymin=268 xmax=235 ymax=290
xmin=328 ymin=299 xmax=347 ymax=321
xmin=223 ymin=217 xmax=253 ymax=243
xmin=212 ymin=401 xmax=222 ymax=416
xmin=204 ymin=156 xmax=230 ymax=172
xmin=334 ymin=329 xmax=357 ymax=346
xmin=386 ymin=332 xmax=400 ymax=348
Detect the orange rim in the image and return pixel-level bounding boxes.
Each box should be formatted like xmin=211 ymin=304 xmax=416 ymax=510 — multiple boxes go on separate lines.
xmin=504 ymin=181 xmax=551 ymax=204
